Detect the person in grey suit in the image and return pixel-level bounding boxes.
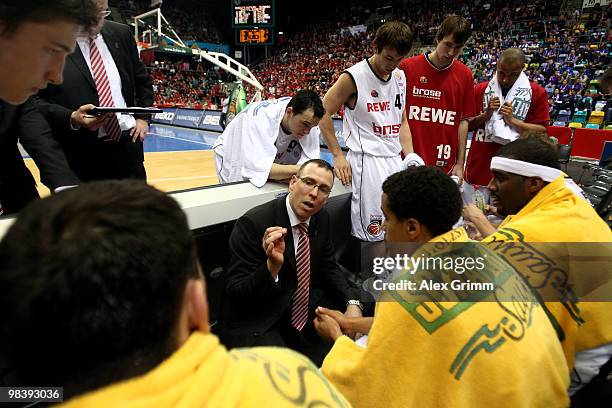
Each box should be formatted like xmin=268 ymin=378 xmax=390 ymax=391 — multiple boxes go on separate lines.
xmin=221 ymin=159 xmax=363 ymax=365
xmin=0 ymin=0 xmax=98 ymax=214
xmin=37 ymin=0 xmax=154 ymax=182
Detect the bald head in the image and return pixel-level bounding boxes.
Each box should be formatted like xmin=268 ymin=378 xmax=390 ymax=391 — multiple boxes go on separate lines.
xmin=499 ymin=48 xmax=526 ymax=67
xmin=496 ymin=48 xmax=526 ymax=91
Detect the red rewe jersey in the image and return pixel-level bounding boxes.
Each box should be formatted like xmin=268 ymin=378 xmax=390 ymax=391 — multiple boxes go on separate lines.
xmin=464 ymin=81 xmax=550 ymax=186
xmin=399 ymin=54 xmax=476 ymax=173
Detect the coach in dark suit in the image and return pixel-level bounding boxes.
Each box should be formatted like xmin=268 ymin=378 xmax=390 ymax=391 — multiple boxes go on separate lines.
xmin=221 ymin=159 xmax=362 ymax=364
xmin=1 ymin=99 xmax=80 ymax=214
xmin=37 ymin=2 xmax=153 ymax=182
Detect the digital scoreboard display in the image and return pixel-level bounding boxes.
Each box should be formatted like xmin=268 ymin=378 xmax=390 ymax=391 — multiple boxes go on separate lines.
xmin=236 ymin=28 xmax=273 ymax=44
xmin=231 ymin=0 xmax=274 ymax=28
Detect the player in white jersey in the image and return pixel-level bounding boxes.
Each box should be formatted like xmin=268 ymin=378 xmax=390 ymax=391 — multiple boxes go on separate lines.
xmin=320 ymin=21 xmax=420 ymax=243
xmin=213 ymin=90 xmax=323 ymax=187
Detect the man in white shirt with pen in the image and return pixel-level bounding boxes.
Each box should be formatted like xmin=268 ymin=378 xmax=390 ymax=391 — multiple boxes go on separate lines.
xmin=36 ymin=0 xmax=154 ymax=182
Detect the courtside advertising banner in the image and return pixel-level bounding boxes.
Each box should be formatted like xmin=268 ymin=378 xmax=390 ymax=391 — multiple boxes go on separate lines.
xmin=151 ymin=108 xmax=177 ymax=125
xmin=173 ymin=109 xmax=205 ymax=128
xmin=198 ymin=110 xmax=224 ymax=132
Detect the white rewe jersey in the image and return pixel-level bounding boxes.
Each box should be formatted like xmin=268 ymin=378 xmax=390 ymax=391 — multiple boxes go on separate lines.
xmin=343 ymin=59 xmax=406 ymax=156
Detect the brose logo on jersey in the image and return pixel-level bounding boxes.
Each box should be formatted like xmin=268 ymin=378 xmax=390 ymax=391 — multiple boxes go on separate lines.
xmin=408 ymin=106 xmax=457 ymax=125
xmin=412 ymin=86 xmax=441 ymax=100
xmin=372 ymin=122 xmax=401 ymax=137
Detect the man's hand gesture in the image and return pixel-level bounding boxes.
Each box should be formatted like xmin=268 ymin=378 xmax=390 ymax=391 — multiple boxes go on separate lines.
xmin=262 ymin=226 xmax=287 ymax=278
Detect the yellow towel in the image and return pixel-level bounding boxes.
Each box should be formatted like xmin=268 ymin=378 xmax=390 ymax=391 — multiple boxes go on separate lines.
xmin=321 ymin=228 xmax=569 ymax=408
xmin=61 ymin=332 xmax=350 ymax=407
xmin=484 ymin=175 xmax=612 ymax=366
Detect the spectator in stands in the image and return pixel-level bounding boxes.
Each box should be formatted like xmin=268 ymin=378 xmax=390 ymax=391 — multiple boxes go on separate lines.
xmin=461 ymin=137 xmax=612 ymax=398
xmin=315 ymin=166 xmax=570 ymax=407
xmin=566 ymin=88 xmax=577 ymax=114
xmin=138 ymin=0 xmax=606 ymax=128
xmin=463 ymin=48 xmax=550 ymax=204
xmin=0 ymin=180 xmax=350 ymax=406
xmin=37 ymin=0 xmax=153 ymax=182
xmin=220 ymin=159 xmax=363 ymax=366
xmin=0 ymin=0 xmax=98 ymax=214
xmin=319 ymin=20 xmax=417 ymax=244
xmin=581 ymin=89 xmax=594 ymax=111
xmin=399 ymin=15 xmax=476 ymax=180
xmin=213 ymin=90 xmax=324 ymax=187
xmin=148 ymin=59 xmax=229 ymax=108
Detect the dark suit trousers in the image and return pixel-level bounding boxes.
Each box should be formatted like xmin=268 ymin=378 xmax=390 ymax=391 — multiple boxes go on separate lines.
xmin=245 ymin=289 xmax=347 ymax=366
xmin=249 ymin=308 xmax=333 ymax=367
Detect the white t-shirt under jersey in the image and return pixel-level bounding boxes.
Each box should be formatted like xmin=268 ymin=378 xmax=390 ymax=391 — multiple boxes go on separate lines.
xmin=274 ymin=127 xmax=303 ymax=165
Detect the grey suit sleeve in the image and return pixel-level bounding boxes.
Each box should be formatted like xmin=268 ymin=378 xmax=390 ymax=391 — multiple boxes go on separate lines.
xmin=18 ymin=99 xmax=80 ymax=189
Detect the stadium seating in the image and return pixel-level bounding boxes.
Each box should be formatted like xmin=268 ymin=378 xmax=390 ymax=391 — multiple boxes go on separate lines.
xmin=572 ymin=110 xmax=588 ymax=125
xmin=121 ymin=0 xmax=609 ymax=121
xmin=556 ymin=110 xmax=572 ymax=123
xmin=588 ymin=110 xmax=605 ymax=126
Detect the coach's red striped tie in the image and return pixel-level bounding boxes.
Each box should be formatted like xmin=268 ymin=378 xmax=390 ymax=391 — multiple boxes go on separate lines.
xmin=89 ymin=37 xmax=122 ymax=141
xmin=291 ymin=223 xmax=310 ymax=331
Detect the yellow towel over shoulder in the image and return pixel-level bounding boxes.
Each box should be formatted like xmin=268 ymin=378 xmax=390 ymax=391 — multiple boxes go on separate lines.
xmin=61 ymin=332 xmax=351 ymax=408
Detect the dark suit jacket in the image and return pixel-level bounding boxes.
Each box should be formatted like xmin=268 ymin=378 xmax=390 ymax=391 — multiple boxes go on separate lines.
xmin=0 ymin=99 xmax=80 ymax=214
xmin=221 ymin=196 xmax=358 ymax=347
xmin=36 ymin=21 xmax=153 ymax=181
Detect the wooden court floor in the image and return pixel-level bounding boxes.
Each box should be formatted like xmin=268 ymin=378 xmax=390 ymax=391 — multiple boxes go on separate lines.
xmin=24 ymin=149 xmax=220 ymax=197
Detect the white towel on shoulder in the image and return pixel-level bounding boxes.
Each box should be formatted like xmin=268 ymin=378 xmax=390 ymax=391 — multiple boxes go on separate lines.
xmin=483 ymin=71 xmax=532 ymax=145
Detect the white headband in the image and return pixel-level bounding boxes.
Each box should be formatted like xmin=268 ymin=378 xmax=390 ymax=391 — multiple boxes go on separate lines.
xmin=490 ymin=157 xmax=562 ymax=182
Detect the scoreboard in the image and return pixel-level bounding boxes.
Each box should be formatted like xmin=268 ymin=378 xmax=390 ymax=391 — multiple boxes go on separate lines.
xmin=231 ymin=0 xmax=275 ymax=28
xmin=236 ymin=28 xmax=273 ymax=45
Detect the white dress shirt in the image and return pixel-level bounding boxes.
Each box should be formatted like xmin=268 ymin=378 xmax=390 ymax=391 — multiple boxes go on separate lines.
xmin=77 ymin=35 xmax=136 ymax=134
xmin=272 ymin=195 xmax=312 ymax=283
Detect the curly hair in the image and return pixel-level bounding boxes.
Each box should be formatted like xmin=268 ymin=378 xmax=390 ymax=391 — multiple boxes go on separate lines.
xmin=382 ymin=166 xmax=462 ymax=236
